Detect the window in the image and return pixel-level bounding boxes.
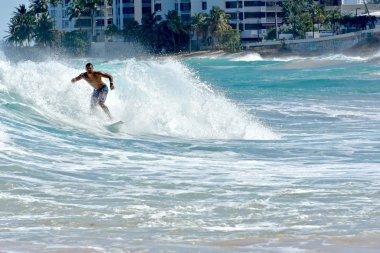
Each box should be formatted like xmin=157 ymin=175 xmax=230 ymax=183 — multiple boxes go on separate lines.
xmin=180 ymin=3 xmax=191 ymax=12
xmin=181 ymin=14 xmax=191 ymax=22
xmin=226 ymin=1 xmax=242 ymax=9
xmin=123 ymin=18 xmax=135 ymax=24
xmin=244 ymin=1 xmax=264 ymax=7
xmin=227 ymin=13 xmax=242 ymax=20
xmin=62 ymin=9 xmax=69 ymax=18
xmin=142 ymin=7 xmax=151 ymax=14
xmin=96 ymin=19 xmax=105 ymax=27
xmin=230 ymin=23 xmax=243 ymax=31
xmin=155 ymin=3 xmax=162 ymax=11
xmin=228 ymin=12 xmax=237 ymax=19
xmin=245 ymin=23 xmax=262 ymax=30
xmin=123 ymin=7 xmax=134 ymax=14
xmin=244 ymin=12 xmax=263 ymax=19
xmin=202 ymin=1 xmax=207 ymax=10
xmin=75 ymin=19 xmax=91 ymax=28
xmin=63 ymin=20 xmax=69 ymax=29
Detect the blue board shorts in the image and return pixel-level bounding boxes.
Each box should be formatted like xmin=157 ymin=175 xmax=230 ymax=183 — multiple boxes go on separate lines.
xmin=91 ymin=85 xmax=108 ymax=106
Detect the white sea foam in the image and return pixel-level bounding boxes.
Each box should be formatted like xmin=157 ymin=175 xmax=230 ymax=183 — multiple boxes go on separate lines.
xmin=0 ymin=57 xmax=278 ymax=140
xmin=315 ymin=54 xmax=368 ymax=62
xmin=230 ymin=53 xmax=263 ymax=62
xmin=0 ymin=124 xmax=9 ymax=150
xmin=107 ymin=58 xmax=278 ymax=140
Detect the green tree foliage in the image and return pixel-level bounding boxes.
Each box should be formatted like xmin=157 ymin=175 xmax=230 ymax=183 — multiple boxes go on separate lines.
xmin=62 ymin=30 xmax=90 ymax=55
xmin=69 ymin=0 xmax=111 ymax=41
xmin=139 ymin=12 xmax=161 ymax=50
xmin=6 ymin=1 xmax=58 ymax=47
xmin=122 ymin=19 xmax=140 ymax=42
xmin=281 ymin=0 xmax=314 ymax=38
xmin=105 ymin=24 xmax=118 ymax=41
xmin=340 ymin=14 xmax=377 ymax=31
xmin=165 ymin=11 xmax=188 ymax=51
xmin=208 ymin=6 xmax=232 ymax=48
xmin=220 ymin=29 xmax=241 ymax=51
xmin=265 ymin=27 xmax=277 ymax=40
xmin=6 ymin=4 xmax=36 ymax=46
xmin=29 ymin=0 xmax=49 ymax=16
xmin=49 ymin=0 xmax=62 ymax=6
xmin=324 ymin=9 xmax=342 ymax=33
xmin=34 ymin=12 xmax=55 ymax=47
xmin=191 ymin=12 xmax=209 ymax=50
xmin=118 ymin=7 xmax=235 ymax=53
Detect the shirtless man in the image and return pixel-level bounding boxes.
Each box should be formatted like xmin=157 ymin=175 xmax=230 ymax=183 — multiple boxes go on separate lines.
xmin=71 ymin=63 xmax=114 ymax=119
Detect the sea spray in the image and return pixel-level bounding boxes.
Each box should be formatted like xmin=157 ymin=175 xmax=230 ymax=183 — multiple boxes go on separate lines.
xmin=111 ymin=58 xmax=277 ymax=139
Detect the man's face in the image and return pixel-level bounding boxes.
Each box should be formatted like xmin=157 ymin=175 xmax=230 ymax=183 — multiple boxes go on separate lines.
xmin=86 ymin=65 xmax=93 ymax=73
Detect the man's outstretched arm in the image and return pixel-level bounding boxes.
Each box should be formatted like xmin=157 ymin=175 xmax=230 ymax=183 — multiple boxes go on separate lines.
xmin=71 ymin=73 xmax=84 ymax=83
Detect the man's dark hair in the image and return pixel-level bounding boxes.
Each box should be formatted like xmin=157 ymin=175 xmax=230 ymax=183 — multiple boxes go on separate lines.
xmin=86 ymin=63 xmax=93 ymax=68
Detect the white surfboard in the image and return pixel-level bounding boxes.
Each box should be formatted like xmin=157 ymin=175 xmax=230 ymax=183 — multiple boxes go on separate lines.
xmin=105 ymin=120 xmax=124 ymax=127
xmin=104 ymin=120 xmax=124 ymax=132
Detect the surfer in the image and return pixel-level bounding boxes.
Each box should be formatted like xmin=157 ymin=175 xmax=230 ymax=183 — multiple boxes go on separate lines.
xmin=71 ymin=63 xmax=114 ymax=120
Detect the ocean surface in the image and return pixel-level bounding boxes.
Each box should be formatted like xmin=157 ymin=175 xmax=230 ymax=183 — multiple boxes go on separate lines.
xmin=0 ymin=49 xmax=380 ymax=253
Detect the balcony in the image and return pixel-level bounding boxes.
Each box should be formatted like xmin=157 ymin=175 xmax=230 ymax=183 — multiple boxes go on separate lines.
xmin=263 ymin=17 xmax=283 ymax=24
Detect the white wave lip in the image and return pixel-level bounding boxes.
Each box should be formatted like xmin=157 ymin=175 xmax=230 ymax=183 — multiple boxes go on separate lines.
xmin=230 ymin=53 xmax=264 ymax=62
xmin=0 ymin=57 xmax=278 ymax=140
xmin=113 ymin=59 xmax=278 ymax=140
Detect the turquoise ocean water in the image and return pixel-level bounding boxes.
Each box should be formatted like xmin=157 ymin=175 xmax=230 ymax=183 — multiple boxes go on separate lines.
xmin=0 ymin=50 xmax=380 ymax=252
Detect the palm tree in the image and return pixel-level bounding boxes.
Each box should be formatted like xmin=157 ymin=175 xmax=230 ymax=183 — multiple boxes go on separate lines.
xmin=122 ymin=19 xmax=139 ymax=42
xmin=14 ymin=4 xmax=28 ymax=15
xmin=191 ymin=12 xmax=208 ymax=50
xmin=29 ymin=0 xmax=49 ymax=16
xmin=208 ymin=7 xmax=231 ymax=49
xmin=282 ymin=0 xmax=313 ymax=38
xmin=34 ymin=12 xmax=55 ymax=47
xmin=139 ymin=12 xmax=161 ymax=50
xmin=165 ymin=10 xmax=186 ymax=49
xmin=6 ymin=4 xmax=36 ymax=47
xmin=105 ymin=23 xmax=118 ymax=41
xmin=325 ymin=9 xmax=341 ymax=34
xmin=69 ymin=0 xmax=105 ymax=41
xmin=155 ymin=20 xmax=173 ymax=51
xmin=49 ymin=0 xmax=62 ymax=6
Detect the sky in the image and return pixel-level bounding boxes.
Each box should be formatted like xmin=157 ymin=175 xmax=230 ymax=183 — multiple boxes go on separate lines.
xmin=0 ymin=0 xmax=30 ymax=40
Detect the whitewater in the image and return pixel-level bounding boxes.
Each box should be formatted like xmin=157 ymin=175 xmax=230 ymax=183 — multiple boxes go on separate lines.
xmin=0 ymin=50 xmax=380 ymax=252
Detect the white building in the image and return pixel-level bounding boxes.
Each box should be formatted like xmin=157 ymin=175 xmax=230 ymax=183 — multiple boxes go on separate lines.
xmin=50 ymin=0 xmax=348 ymax=43
xmin=110 ymin=0 xmax=288 ymax=42
xmin=113 ymin=0 xmax=154 ymax=28
xmin=342 ymin=0 xmax=364 ymax=4
xmin=49 ymin=0 xmax=112 ymax=41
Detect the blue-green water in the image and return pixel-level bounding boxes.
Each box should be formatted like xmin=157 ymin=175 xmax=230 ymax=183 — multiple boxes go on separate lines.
xmin=0 ymin=51 xmax=380 ymax=252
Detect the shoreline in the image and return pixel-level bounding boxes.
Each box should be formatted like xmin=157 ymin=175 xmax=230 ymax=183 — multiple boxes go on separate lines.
xmin=2 ymin=34 xmax=380 ymax=62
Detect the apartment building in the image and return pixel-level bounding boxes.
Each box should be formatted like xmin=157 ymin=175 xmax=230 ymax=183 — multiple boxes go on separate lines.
xmin=109 ymin=0 xmax=287 ymax=42
xmin=113 ymin=0 xmax=153 ymax=29
xmin=48 ymin=0 xmax=112 ymax=41
xmin=49 ymin=0 xmax=347 ymax=43
xmin=342 ymin=0 xmax=364 ymax=4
